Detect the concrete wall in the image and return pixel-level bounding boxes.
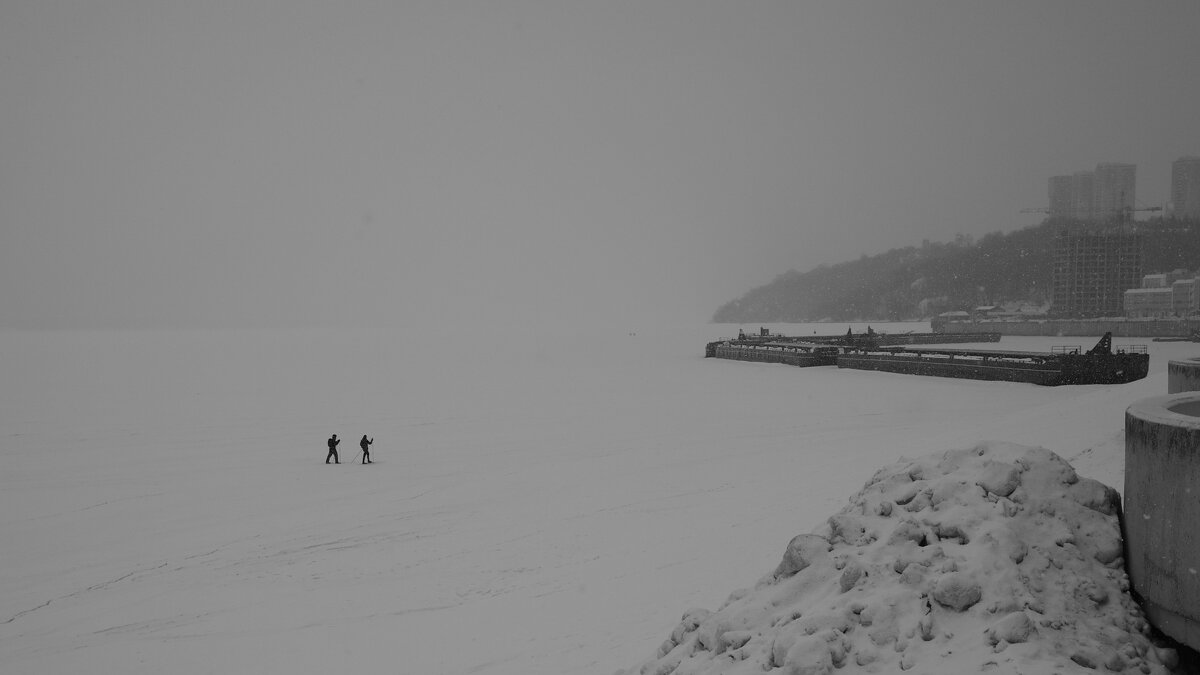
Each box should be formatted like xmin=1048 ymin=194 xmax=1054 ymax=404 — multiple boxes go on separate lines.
xmin=1168 ymin=359 xmax=1200 ymax=394
xmin=1125 ymin=393 xmax=1200 ymax=650
xmin=936 ymin=318 xmax=1200 ymax=338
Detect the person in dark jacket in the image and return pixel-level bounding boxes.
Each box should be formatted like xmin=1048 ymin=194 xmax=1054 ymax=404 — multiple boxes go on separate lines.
xmin=360 ymin=435 xmax=373 ymax=464
xmin=326 ymin=434 xmax=340 ymax=464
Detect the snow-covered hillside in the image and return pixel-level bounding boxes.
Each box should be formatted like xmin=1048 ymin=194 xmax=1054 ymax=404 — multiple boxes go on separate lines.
xmin=0 ymin=323 xmax=1190 ymax=674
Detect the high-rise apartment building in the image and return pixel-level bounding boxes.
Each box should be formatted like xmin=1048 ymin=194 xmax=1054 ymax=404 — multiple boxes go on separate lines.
xmin=1093 ymin=163 xmax=1136 ymax=222
xmin=1046 ymin=172 xmax=1094 ymax=220
xmin=1171 ymin=156 xmax=1200 ymax=219
xmin=1043 ymin=163 xmax=1139 ymax=222
xmin=1048 ymin=175 xmax=1074 ymax=219
xmin=1051 ymin=224 xmax=1143 ymax=317
xmin=1072 ymin=171 xmax=1095 ymax=221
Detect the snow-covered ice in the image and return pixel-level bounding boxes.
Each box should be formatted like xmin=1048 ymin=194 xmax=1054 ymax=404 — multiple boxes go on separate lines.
xmin=0 ymin=322 xmax=1191 ymax=674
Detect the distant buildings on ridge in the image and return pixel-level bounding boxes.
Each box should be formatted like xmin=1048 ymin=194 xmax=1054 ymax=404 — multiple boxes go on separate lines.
xmin=1124 ymin=270 xmax=1200 ymax=319
xmin=1048 ymin=157 xmax=1200 ymax=221
xmin=1039 ymin=157 xmax=1200 ymax=318
xmin=1172 ymin=156 xmax=1200 ymax=220
xmin=1047 ymin=162 xmax=1136 ymax=221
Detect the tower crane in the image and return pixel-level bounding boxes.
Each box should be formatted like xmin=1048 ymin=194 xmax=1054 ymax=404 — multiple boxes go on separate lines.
xmin=1018 ymin=205 xmax=1163 ymax=221
xmin=1119 ymin=204 xmax=1163 ymax=218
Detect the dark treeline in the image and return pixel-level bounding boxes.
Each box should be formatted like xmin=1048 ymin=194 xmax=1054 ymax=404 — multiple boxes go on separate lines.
xmin=713 ymin=218 xmax=1200 ymax=324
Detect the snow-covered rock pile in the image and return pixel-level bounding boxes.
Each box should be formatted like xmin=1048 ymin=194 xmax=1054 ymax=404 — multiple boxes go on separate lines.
xmin=621 ymin=442 xmax=1179 ymax=675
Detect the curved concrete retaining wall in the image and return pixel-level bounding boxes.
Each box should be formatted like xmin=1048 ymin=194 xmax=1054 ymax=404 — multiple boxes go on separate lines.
xmin=1168 ymin=358 xmax=1200 ymax=394
xmin=1125 ymin=393 xmax=1200 ymax=650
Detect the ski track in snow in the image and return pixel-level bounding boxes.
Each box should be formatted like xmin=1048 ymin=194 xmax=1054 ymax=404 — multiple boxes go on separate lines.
xmin=4 ymin=561 xmax=171 ymax=626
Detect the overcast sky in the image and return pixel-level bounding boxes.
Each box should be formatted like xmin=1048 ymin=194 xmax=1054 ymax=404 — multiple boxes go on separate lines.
xmin=3 ymin=1 xmax=1198 ymax=329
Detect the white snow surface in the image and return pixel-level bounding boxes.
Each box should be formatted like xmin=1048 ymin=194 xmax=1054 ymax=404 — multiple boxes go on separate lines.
xmin=0 ymin=322 xmax=1192 ymax=674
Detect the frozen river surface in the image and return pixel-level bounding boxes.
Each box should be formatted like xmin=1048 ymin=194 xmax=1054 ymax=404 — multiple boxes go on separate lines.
xmin=0 ymin=322 xmax=1186 ymax=674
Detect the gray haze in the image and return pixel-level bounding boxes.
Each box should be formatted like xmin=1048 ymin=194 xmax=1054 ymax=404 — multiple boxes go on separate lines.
xmin=3 ymin=1 xmax=1198 ymax=329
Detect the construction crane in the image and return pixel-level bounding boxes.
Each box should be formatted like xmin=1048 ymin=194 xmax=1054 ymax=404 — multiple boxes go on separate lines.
xmin=1120 ymin=204 xmax=1163 ymax=217
xmin=1115 ymin=190 xmax=1163 ymax=221
xmin=1019 ymin=205 xmax=1163 ymax=220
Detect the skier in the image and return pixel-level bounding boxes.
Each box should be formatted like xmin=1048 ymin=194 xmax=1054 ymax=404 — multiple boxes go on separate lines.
xmin=360 ymin=435 xmax=374 ymax=464
xmin=326 ymin=434 xmax=340 ymax=464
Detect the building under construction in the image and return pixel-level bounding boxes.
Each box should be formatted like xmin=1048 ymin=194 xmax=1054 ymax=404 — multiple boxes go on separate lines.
xmin=1051 ymin=224 xmax=1144 ymax=317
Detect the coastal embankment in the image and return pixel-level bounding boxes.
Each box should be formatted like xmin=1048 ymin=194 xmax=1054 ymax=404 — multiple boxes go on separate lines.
xmin=934 ymin=317 xmax=1200 ymax=338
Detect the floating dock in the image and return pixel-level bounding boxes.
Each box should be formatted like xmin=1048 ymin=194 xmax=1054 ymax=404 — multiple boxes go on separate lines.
xmin=720 ymin=327 xmax=1000 ymax=349
xmin=707 ymin=332 xmax=1149 ymax=386
xmin=707 ymin=340 xmax=839 ymax=366
xmin=806 ymin=331 xmax=1001 ymax=346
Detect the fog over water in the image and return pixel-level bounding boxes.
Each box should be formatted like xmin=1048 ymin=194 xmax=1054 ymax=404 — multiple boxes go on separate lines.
xmin=3 ymin=2 xmax=1199 ymax=329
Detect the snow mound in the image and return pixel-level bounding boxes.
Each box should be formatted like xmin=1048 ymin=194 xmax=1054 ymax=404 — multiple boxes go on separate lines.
xmin=621 ymin=442 xmax=1179 ymax=675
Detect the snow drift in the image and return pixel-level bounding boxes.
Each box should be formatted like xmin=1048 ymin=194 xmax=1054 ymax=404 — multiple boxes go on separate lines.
xmin=622 ymin=442 xmax=1177 ymax=675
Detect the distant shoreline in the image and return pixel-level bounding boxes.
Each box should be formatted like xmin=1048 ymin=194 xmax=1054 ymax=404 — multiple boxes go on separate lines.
xmin=934 ymin=317 xmax=1200 ymax=337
